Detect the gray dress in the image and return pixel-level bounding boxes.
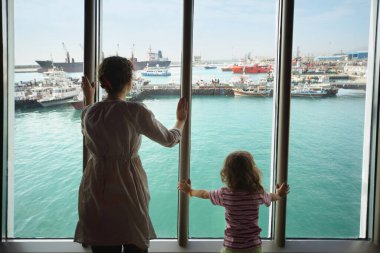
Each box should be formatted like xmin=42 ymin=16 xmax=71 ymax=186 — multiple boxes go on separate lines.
xmin=74 ymin=100 xmax=181 ymax=249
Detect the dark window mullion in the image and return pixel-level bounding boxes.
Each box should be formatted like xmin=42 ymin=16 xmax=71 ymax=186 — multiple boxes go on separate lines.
xmin=178 ymin=0 xmax=194 ymax=247
xmin=273 ymin=0 xmax=294 ymax=247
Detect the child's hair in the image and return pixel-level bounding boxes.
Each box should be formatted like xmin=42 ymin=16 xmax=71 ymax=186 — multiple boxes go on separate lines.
xmin=98 ymin=56 xmax=134 ymax=94
xmin=220 ymin=151 xmax=264 ymax=193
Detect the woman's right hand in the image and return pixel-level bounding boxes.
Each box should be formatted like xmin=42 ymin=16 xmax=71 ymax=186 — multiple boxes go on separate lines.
xmin=176 ymin=97 xmax=188 ymax=122
xmin=82 ymin=76 xmax=95 ymax=106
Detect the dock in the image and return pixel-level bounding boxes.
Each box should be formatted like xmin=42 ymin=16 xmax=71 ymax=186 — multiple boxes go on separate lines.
xmin=137 ymin=84 xmax=234 ymax=99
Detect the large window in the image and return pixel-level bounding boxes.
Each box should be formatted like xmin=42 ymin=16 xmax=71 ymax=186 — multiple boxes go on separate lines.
xmin=287 ymin=0 xmax=371 ymax=238
xmin=102 ymin=0 xmax=183 ymax=238
xmin=190 ymin=1 xmax=277 ymax=238
xmin=12 ymin=0 xmax=84 ymax=238
xmin=2 ymin=0 xmax=380 ymax=251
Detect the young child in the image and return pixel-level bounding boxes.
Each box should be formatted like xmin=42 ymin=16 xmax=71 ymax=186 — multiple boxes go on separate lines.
xmin=178 ymin=150 xmax=289 ymax=253
xmin=74 ymin=56 xmax=188 ymax=253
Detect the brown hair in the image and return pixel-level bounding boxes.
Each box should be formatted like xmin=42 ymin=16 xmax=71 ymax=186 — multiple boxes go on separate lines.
xmin=220 ymin=151 xmax=264 ymax=193
xmin=98 ymin=56 xmax=134 ymax=94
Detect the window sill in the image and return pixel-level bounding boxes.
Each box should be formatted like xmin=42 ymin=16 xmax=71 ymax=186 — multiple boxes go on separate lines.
xmin=0 ymin=239 xmax=379 ymax=253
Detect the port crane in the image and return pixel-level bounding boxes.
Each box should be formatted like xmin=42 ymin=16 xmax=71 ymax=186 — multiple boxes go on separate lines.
xmin=62 ymin=42 xmax=72 ymax=63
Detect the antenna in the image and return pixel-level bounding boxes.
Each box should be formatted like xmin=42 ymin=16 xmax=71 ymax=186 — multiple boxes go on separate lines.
xmin=116 ymin=43 xmax=119 ymax=56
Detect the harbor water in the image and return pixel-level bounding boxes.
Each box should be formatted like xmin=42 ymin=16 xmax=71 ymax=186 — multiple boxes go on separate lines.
xmin=13 ymin=68 xmax=365 ymax=239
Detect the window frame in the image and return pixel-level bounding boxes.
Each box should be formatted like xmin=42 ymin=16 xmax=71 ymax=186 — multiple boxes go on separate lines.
xmin=1 ymin=0 xmax=380 ymax=252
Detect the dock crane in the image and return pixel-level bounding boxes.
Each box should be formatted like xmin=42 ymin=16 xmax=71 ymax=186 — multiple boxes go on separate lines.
xmin=62 ymin=42 xmax=72 ymax=63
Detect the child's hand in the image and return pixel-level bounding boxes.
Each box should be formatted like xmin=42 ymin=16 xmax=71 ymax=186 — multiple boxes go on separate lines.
xmin=176 ymin=97 xmax=188 ymax=122
xmin=177 ymin=178 xmax=192 ymax=194
xmin=82 ymin=76 xmax=95 ymax=104
xmin=276 ymin=183 xmax=290 ymax=198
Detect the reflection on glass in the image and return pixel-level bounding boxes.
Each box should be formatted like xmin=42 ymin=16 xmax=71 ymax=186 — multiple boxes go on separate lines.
xmin=102 ymin=0 xmax=182 ymax=238
xmin=13 ymin=0 xmax=84 ymax=237
xmin=287 ymin=0 xmax=371 ymax=238
xmin=190 ymin=1 xmax=277 ymax=238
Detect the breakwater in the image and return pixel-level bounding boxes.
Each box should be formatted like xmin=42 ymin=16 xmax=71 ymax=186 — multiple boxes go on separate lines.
xmin=137 ymin=85 xmax=234 ymax=99
xmin=331 ymin=82 xmax=366 ymax=90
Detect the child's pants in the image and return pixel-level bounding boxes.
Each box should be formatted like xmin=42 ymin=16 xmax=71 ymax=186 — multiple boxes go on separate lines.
xmin=221 ymin=246 xmax=262 ymax=253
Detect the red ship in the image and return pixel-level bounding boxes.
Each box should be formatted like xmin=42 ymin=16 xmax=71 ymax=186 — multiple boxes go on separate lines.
xmin=232 ymin=64 xmax=272 ymax=74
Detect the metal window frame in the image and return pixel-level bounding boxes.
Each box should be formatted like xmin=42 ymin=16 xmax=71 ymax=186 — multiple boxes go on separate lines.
xmin=272 ymin=0 xmax=294 ymax=247
xmin=0 ymin=0 xmax=8 ymax=240
xmin=178 ymin=0 xmax=194 ymax=247
xmin=0 ymin=0 xmax=380 ymax=251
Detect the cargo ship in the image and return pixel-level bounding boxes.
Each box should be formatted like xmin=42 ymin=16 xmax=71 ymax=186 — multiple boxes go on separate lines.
xmin=36 ymin=46 xmax=170 ymax=72
xmin=35 ymin=60 xmax=83 ymax=73
xmin=130 ymin=47 xmax=171 ymax=70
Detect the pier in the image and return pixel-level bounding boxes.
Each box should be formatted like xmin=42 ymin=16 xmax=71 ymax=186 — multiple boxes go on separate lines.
xmin=331 ymin=82 xmax=366 ymax=90
xmin=137 ymin=85 xmax=234 ymax=99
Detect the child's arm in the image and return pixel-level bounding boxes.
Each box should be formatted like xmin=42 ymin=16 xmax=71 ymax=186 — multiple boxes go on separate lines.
xmin=178 ymin=179 xmax=210 ymax=199
xmin=270 ymin=183 xmax=290 ymax=201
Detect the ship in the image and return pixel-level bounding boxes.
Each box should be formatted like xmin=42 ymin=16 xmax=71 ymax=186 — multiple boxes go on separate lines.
xmin=232 ymin=64 xmax=272 ymax=74
xmin=35 ymin=60 xmax=83 ymax=73
xmin=141 ymin=67 xmax=171 ymax=76
xmin=130 ymin=47 xmax=171 ymax=70
xmin=36 ymin=42 xmax=83 ymax=73
xmin=36 ymin=44 xmax=171 ymax=72
xmin=233 ymin=85 xmax=273 ymax=97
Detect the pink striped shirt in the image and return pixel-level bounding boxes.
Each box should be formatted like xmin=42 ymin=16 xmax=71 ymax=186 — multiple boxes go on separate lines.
xmin=209 ymin=187 xmax=271 ymax=250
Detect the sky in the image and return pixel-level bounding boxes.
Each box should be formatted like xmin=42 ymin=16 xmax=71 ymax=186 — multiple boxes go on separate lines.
xmin=14 ymin=0 xmax=371 ymax=65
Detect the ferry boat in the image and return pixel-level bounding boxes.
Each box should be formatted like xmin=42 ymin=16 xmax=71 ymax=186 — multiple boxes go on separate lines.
xmin=232 ymin=64 xmax=272 ymax=74
xmin=141 ymin=66 xmax=171 ymax=76
xmin=38 ymin=86 xmax=81 ymax=107
xmin=291 ymin=84 xmax=338 ymax=97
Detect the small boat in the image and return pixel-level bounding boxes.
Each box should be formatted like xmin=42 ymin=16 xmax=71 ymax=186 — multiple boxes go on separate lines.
xmin=141 ymin=66 xmax=171 ymax=76
xmin=38 ymin=86 xmax=81 ymax=107
xmin=204 ymin=64 xmax=217 ymax=69
xmin=291 ymin=84 xmax=338 ymax=97
xmin=233 ymin=85 xmax=273 ymax=97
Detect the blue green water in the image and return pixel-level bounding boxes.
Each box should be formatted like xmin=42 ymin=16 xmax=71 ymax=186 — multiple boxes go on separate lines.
xmin=13 ymin=95 xmax=365 ymax=239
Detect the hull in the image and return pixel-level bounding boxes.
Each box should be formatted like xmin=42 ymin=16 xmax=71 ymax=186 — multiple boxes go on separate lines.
xmin=232 ymin=65 xmax=272 ymax=74
xmin=71 ymin=100 xmax=84 ymax=110
xmin=15 ymin=99 xmax=42 ymax=109
xmin=36 ymin=60 xmax=83 ymax=73
xmin=132 ymin=60 xmax=171 ymax=70
xmin=233 ymin=89 xmax=273 ymax=97
xmin=36 ymin=60 xmax=171 ymax=72
xmin=38 ymin=96 xmax=76 ymax=107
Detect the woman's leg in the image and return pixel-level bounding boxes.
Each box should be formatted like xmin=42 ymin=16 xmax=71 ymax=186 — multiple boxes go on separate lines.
xmin=123 ymin=244 xmax=148 ymax=253
xmin=91 ymin=245 xmax=122 ymax=253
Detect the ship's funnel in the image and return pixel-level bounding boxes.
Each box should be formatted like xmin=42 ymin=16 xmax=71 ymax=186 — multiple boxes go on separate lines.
xmin=158 ymin=50 xmax=163 ymax=59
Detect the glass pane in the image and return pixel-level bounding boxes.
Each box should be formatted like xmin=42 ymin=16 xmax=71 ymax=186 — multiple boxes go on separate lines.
xmin=102 ymin=0 xmax=182 ymax=238
xmin=287 ymin=0 xmax=371 ymax=238
xmin=13 ymin=0 xmax=84 ymax=237
xmin=190 ymin=1 xmax=277 ymax=238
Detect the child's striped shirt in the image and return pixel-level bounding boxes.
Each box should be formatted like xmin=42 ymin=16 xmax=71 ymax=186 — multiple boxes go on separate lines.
xmin=209 ymin=187 xmax=271 ymax=250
